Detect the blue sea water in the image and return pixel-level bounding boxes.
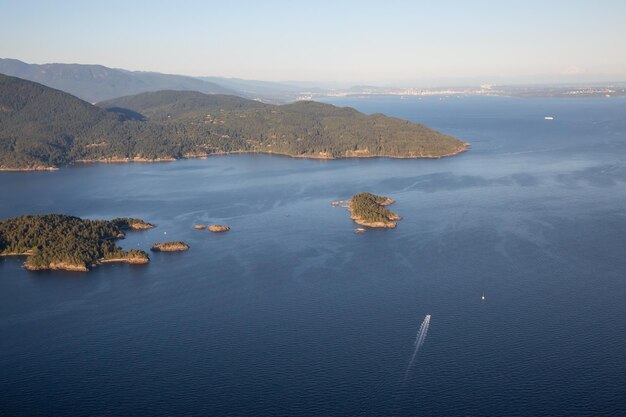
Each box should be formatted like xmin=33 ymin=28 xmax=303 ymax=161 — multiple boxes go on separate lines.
xmin=1 ymin=95 xmax=626 ymax=416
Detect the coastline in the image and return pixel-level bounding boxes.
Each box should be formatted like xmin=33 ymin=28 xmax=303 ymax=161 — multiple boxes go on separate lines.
xmin=0 ymin=251 xmax=33 ymax=257
xmin=0 ymin=142 xmax=469 ymax=171
xmin=1 ymin=251 xmax=149 ymax=272
xmin=23 ymin=262 xmax=89 ymax=272
xmin=75 ymin=156 xmax=178 ymax=164
xmin=0 ymin=166 xmax=60 ymax=172
xmin=99 ymin=257 xmax=150 ymax=265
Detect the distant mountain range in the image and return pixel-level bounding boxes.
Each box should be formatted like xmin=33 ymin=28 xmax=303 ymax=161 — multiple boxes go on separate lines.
xmin=0 ymin=58 xmax=238 ymax=103
xmin=2 ymin=58 xmax=624 ymax=104
xmin=0 ymin=58 xmax=320 ymax=103
xmin=0 ymin=74 xmax=466 ymax=170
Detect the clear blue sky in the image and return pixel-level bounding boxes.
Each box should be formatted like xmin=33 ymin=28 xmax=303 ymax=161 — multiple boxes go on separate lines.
xmin=2 ymin=0 xmax=625 ymax=85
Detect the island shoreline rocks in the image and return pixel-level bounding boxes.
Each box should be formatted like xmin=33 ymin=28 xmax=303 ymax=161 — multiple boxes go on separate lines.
xmin=0 ymin=143 xmax=469 ymax=171
xmin=151 ymin=241 xmax=190 ymax=252
xmin=208 ymin=225 xmax=230 ymax=232
xmin=99 ymin=255 xmax=150 ymax=265
xmin=20 ymin=253 xmax=152 ymax=272
xmin=112 ymin=217 xmax=156 ymax=230
xmin=0 ymin=166 xmax=60 ymax=172
xmin=23 ymin=261 xmax=90 ymax=272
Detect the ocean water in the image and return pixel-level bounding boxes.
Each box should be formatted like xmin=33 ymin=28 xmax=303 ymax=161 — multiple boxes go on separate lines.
xmin=1 ymin=95 xmax=626 ymax=416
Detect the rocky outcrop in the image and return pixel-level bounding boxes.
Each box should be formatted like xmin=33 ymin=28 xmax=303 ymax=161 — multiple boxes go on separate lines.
xmin=127 ymin=221 xmax=155 ymax=230
xmin=112 ymin=217 xmax=156 ymax=230
xmin=208 ymin=225 xmax=230 ymax=232
xmin=0 ymin=165 xmax=59 ymax=172
xmin=23 ymin=262 xmax=89 ymax=272
xmin=100 ymin=252 xmax=150 ymax=265
xmin=151 ymin=241 xmax=190 ymax=252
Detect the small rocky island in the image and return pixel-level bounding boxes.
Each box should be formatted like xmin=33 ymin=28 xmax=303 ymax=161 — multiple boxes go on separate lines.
xmin=99 ymin=251 xmax=150 ymax=266
xmin=0 ymin=214 xmax=151 ymax=272
xmin=150 ymin=241 xmax=190 ymax=252
xmin=208 ymin=224 xmax=230 ymax=232
xmin=344 ymin=192 xmax=401 ymax=228
xmin=112 ymin=217 xmax=156 ymax=230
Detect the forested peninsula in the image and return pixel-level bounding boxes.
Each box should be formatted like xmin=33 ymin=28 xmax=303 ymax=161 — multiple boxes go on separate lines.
xmin=0 ymin=214 xmax=151 ymax=271
xmin=0 ymin=74 xmax=468 ymax=170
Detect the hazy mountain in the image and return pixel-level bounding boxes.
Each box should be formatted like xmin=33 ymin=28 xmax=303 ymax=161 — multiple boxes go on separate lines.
xmin=0 ymin=58 xmax=238 ymax=103
xmin=197 ymin=76 xmax=328 ymax=102
xmin=198 ymin=77 xmax=304 ymax=94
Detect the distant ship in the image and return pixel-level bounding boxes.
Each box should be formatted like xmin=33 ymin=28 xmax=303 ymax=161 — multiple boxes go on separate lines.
xmin=481 ymin=291 xmax=485 ymax=301
xmin=544 ymin=116 xmax=554 ymax=120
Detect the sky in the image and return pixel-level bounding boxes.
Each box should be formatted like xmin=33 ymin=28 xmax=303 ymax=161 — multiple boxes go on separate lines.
xmin=2 ymin=0 xmax=626 ymax=86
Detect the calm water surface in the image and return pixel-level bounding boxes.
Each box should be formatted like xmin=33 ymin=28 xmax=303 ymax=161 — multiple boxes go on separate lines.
xmin=1 ymin=96 xmax=626 ymax=416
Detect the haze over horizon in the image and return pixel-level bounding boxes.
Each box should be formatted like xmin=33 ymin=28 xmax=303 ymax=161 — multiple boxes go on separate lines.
xmin=2 ymin=0 xmax=626 ymax=86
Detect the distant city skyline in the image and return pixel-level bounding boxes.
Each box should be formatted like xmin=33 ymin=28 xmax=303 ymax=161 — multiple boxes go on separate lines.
xmin=2 ymin=0 xmax=626 ymax=85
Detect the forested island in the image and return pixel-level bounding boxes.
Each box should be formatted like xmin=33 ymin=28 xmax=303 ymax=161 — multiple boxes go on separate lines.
xmin=0 ymin=74 xmax=467 ymax=170
xmin=345 ymin=192 xmax=401 ymax=228
xmin=0 ymin=214 xmax=150 ymax=271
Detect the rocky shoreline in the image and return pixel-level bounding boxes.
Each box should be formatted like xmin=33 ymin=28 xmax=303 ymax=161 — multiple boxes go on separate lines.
xmin=8 ymin=250 xmax=152 ymax=272
xmin=100 ymin=255 xmax=150 ymax=265
xmin=23 ymin=261 xmax=90 ymax=272
xmin=151 ymin=241 xmax=190 ymax=252
xmin=0 ymin=143 xmax=469 ymax=171
xmin=0 ymin=166 xmax=59 ymax=172
xmin=20 ymin=253 xmax=151 ymax=272
xmin=127 ymin=221 xmax=156 ymax=230
xmin=207 ymin=224 xmax=230 ymax=232
xmin=75 ymin=156 xmax=178 ymax=164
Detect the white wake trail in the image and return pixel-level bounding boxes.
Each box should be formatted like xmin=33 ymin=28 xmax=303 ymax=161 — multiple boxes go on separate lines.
xmin=405 ymin=314 xmax=431 ymax=378
xmin=416 ymin=317 xmax=430 ymax=349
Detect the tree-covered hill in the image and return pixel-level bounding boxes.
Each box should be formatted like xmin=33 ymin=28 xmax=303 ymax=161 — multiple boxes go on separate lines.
xmin=0 ymin=74 xmax=125 ymax=168
xmin=212 ymin=100 xmax=465 ymax=158
xmin=98 ymin=90 xmax=267 ymax=120
xmin=0 ymin=74 xmax=467 ymax=170
xmin=100 ymin=90 xmax=467 ymax=160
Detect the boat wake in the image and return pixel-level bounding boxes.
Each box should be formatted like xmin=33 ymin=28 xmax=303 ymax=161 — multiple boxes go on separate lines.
xmin=405 ymin=314 xmax=431 ymax=378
